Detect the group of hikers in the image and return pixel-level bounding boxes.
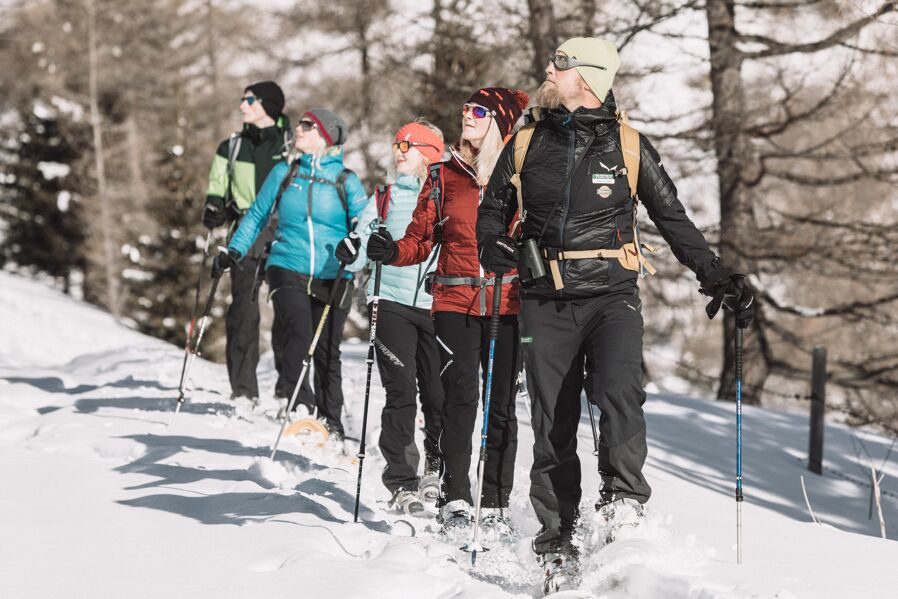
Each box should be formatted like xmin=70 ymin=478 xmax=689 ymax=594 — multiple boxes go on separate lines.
xmin=199 ymin=36 xmax=755 ymax=593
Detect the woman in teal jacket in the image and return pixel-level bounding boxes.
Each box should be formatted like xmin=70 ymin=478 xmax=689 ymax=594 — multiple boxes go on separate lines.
xmin=336 ymin=121 xmax=446 ymax=516
xmin=223 ymin=107 xmax=367 ymax=438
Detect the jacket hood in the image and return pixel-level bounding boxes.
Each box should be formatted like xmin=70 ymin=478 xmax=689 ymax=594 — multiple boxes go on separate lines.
xmin=393 ymin=173 xmax=422 ymax=191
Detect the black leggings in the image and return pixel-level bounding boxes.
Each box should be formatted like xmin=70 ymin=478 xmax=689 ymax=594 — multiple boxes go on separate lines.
xmin=433 ymin=311 xmax=520 ymax=508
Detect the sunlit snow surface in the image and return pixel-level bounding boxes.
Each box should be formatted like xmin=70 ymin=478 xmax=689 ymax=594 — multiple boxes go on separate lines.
xmin=1 ymin=271 xmax=897 ymax=598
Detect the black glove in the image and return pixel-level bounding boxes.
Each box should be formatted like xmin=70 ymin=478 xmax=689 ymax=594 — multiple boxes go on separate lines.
xmin=367 ymin=229 xmax=398 ymax=264
xmin=335 ymin=232 xmax=361 ymax=265
xmin=202 ymin=197 xmax=227 ymax=229
xmin=211 ymin=248 xmax=240 ymax=278
xmin=701 ymin=270 xmax=755 ymax=329
xmin=479 ymin=234 xmax=518 ymax=275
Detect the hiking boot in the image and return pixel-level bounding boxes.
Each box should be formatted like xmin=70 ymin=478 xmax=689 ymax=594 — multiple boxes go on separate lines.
xmin=479 ymin=507 xmax=516 ymax=541
xmin=437 ymin=499 xmax=473 ymax=535
xmin=390 ymin=489 xmax=429 ymax=518
xmin=594 ymin=497 xmax=645 ymax=544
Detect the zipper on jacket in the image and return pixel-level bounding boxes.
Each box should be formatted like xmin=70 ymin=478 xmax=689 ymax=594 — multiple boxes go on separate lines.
xmin=559 ymin=119 xmax=576 ymax=287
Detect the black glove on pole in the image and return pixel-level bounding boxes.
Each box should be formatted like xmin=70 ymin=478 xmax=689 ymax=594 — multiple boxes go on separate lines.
xmin=336 ymin=232 xmax=362 ymax=265
xmin=479 ymin=234 xmax=518 ymax=275
xmin=211 ymin=248 xmax=240 ymax=279
xmin=702 ymin=272 xmax=755 ymax=329
xmin=353 ymin=225 xmax=386 ymax=522
xmin=270 ymin=264 xmax=348 ymax=460
xmin=366 ymin=229 xmax=398 ymax=264
xmin=202 ymin=198 xmax=227 ymax=229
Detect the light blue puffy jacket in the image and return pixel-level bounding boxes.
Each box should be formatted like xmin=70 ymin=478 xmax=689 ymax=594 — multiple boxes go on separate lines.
xmin=229 ymin=150 xmax=368 ymax=280
xmin=346 ymin=174 xmax=437 ymax=309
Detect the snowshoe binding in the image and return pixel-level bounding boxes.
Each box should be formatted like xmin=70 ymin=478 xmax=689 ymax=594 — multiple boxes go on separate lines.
xmin=593 ymin=497 xmax=645 ymax=545
xmin=438 ymin=499 xmax=473 ymax=538
xmin=539 ymin=552 xmax=577 ymax=596
xmin=479 ymin=507 xmax=516 ymax=541
xmin=391 ymin=489 xmax=430 ymax=518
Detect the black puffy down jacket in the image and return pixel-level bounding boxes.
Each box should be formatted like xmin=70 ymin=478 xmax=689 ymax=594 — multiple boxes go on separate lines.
xmin=477 ymin=92 xmax=723 ymax=300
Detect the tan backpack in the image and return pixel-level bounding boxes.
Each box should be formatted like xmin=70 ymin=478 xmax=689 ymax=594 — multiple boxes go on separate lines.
xmin=508 ymin=108 xmax=656 ymax=290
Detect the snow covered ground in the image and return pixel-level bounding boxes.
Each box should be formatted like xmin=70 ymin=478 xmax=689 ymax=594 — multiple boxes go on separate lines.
xmin=1 ymin=270 xmax=897 ymax=599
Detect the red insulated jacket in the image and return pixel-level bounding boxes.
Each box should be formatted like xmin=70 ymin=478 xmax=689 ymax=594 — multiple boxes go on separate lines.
xmin=391 ymin=149 xmax=520 ymax=316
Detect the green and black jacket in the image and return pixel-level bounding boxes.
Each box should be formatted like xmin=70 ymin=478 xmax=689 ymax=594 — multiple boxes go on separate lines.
xmin=205 ymin=114 xmax=293 ymax=214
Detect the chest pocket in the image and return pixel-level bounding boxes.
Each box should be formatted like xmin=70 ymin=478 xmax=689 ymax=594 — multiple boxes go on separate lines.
xmin=569 ymin=150 xmax=630 ymax=215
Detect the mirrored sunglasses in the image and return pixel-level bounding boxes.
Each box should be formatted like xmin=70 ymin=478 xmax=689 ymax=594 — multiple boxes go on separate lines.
xmin=240 ymin=95 xmax=259 ymax=106
xmin=547 ymin=54 xmax=607 ymax=71
xmin=462 ymin=103 xmax=495 ymax=119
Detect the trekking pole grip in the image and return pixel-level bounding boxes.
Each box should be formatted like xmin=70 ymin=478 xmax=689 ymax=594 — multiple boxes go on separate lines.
xmin=489 ymin=277 xmax=503 ymax=338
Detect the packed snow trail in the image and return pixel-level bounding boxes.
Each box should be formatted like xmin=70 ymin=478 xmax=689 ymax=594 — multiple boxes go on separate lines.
xmin=2 ymin=272 xmax=897 ymax=598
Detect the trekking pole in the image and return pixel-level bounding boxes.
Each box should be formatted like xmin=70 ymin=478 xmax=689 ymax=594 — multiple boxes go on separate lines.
xmin=270 ymin=264 xmax=347 ymax=460
xmin=175 ymin=231 xmax=212 ymax=392
xmin=463 ymin=277 xmax=504 ymax=566
xmin=586 ymin=399 xmax=600 ymax=462
xmin=735 ymin=325 xmax=744 ymax=564
xmin=170 ymin=266 xmax=223 ymax=427
xmin=353 ymin=226 xmax=386 ymax=522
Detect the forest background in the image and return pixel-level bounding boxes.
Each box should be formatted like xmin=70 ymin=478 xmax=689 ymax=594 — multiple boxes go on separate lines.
xmin=2 ymin=0 xmax=897 ymax=429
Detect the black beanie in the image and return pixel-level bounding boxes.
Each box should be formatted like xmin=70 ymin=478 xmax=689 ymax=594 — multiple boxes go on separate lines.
xmin=245 ymin=81 xmax=285 ymax=120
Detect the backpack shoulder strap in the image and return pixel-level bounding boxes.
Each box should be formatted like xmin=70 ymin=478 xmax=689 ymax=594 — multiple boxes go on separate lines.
xmin=375 ymin=184 xmax=390 ymax=224
xmin=336 ymin=168 xmax=352 ymax=232
xmin=508 ymin=110 xmax=541 ymax=237
xmin=617 ymin=111 xmax=640 ymax=200
xmin=226 ymin=133 xmax=242 ymax=178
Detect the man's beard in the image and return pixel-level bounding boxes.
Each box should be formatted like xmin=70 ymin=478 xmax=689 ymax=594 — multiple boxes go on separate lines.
xmin=536 ymin=80 xmax=562 ymax=109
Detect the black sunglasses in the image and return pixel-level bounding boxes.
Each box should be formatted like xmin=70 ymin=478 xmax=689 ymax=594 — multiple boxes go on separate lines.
xmin=547 ymin=54 xmax=607 ymax=71
xmin=298 ymin=120 xmax=318 ymax=132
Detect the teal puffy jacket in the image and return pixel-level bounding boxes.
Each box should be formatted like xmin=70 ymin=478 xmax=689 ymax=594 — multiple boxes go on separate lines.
xmin=229 ymin=150 xmax=367 ymax=280
xmin=346 ymin=174 xmax=437 ymax=309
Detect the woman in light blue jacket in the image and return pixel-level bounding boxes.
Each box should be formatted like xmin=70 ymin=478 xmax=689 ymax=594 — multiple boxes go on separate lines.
xmin=222 ymin=107 xmax=367 ymax=438
xmin=336 ymin=121 xmax=446 ymax=516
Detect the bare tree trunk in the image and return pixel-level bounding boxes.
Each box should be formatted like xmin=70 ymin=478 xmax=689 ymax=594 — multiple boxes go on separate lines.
xmin=354 ymin=2 xmax=379 ymax=185
xmin=580 ymin=0 xmax=598 ymax=37
xmin=205 ymin=0 xmax=222 ymax=143
xmin=125 ymin=111 xmax=149 ymax=205
xmin=86 ymin=0 xmax=120 ymax=317
xmin=705 ymin=0 xmax=767 ymax=404
xmin=526 ymin=0 xmax=558 ymax=86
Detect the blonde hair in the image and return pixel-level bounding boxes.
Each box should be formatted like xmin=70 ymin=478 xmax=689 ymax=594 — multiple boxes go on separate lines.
xmin=458 ymin=118 xmax=504 ymax=186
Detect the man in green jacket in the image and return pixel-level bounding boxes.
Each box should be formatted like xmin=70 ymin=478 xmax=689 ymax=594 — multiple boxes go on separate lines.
xmin=203 ymin=80 xmax=292 ymax=400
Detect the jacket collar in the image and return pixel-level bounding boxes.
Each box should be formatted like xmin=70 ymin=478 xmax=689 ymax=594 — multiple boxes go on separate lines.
xmin=545 ymin=90 xmax=619 ymax=136
xmin=393 ymin=173 xmax=421 ymax=191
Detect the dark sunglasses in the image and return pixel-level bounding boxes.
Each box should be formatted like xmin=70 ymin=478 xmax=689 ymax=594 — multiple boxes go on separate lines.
xmin=297 ymin=120 xmax=318 ymax=132
xmin=462 ymin=103 xmax=495 ymax=119
xmin=547 ymin=54 xmax=607 ymax=71
xmin=393 ymin=140 xmax=438 ymax=153
xmin=240 ymin=95 xmax=259 ymax=106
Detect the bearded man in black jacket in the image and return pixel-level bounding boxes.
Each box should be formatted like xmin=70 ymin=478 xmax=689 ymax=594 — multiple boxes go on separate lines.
xmin=476 ymin=37 xmax=754 ymax=582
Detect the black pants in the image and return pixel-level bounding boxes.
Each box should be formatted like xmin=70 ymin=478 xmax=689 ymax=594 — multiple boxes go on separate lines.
xmin=434 ymin=311 xmax=520 ymax=508
xmin=226 ymin=253 xmax=262 ymax=398
xmin=268 ymin=267 xmax=349 ymax=435
xmin=522 ymin=289 xmax=650 ymax=555
xmin=375 ymin=300 xmax=445 ymax=494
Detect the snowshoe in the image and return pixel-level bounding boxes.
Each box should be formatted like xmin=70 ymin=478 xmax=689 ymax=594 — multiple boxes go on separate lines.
xmin=437 ymin=499 xmax=473 ymax=537
xmin=391 ymin=489 xmax=430 ymax=519
xmin=539 ymin=552 xmax=577 ymax=596
xmin=479 ymin=507 xmax=516 ymax=541
xmin=593 ymin=497 xmax=645 ymax=545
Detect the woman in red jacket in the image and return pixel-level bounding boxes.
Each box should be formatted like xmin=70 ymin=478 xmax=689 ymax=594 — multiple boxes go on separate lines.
xmin=367 ymin=87 xmax=529 ymax=534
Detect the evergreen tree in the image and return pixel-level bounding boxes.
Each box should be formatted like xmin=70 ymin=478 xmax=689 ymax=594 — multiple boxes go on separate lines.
xmin=0 ymin=99 xmax=90 ymax=293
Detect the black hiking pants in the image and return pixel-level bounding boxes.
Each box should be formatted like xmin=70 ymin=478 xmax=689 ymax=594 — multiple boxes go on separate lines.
xmin=434 ymin=311 xmax=520 ymax=508
xmin=522 ymin=288 xmax=650 ymax=556
xmin=375 ymin=300 xmax=445 ymax=494
xmin=225 ymin=250 xmax=263 ymax=399
xmin=267 ymin=266 xmax=349 ymax=435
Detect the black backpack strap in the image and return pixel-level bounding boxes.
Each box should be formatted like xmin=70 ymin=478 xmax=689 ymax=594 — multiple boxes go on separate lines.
xmin=375 ymin=184 xmax=390 ymax=224
xmin=336 ymin=168 xmax=352 ymax=232
xmin=427 ymin=163 xmax=445 ymax=244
